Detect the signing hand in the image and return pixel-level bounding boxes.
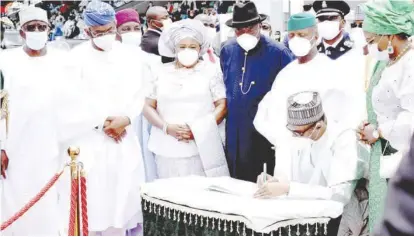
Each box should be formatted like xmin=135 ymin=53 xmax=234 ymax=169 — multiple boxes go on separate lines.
xmin=104 ymin=116 xmax=130 ymax=143
xmin=1 ymin=150 xmax=9 ymax=179
xmin=254 ymin=181 xmax=290 ymax=199
xmin=256 ymin=172 xmax=276 ymax=187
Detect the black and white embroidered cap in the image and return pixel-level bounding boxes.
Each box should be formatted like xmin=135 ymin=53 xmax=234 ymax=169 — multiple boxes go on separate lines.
xmin=287 ymin=91 xmax=324 ymax=126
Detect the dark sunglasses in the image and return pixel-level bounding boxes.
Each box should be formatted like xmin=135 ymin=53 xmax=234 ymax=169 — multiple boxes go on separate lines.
xmin=351 ymin=22 xmax=363 ymax=28
xmin=261 ymin=25 xmax=271 ymax=30
xmin=317 ymin=15 xmax=341 ymax=22
xmin=24 ymin=24 xmax=48 ymax=32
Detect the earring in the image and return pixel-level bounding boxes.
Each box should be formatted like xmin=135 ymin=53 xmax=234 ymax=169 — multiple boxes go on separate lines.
xmin=387 ymin=40 xmax=394 ymax=54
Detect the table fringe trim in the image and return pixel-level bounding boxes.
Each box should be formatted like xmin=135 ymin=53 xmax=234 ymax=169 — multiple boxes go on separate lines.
xmin=141 ymin=193 xmax=330 ymax=235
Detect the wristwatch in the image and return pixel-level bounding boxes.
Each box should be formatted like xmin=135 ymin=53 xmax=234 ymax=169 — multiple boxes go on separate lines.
xmin=372 ymin=130 xmax=380 ymax=139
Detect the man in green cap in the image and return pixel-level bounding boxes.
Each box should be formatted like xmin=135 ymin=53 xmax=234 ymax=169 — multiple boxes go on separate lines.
xmin=254 ymin=12 xmax=365 ymax=149
xmin=254 ymin=14 xmax=369 ymax=235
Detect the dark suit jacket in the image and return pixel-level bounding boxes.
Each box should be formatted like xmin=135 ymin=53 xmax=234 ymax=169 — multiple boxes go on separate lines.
xmin=375 ymin=135 xmax=414 ymax=235
xmin=140 ymin=29 xmax=174 ymax=63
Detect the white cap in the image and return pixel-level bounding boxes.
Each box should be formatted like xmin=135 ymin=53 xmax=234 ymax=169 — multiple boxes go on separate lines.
xmin=19 ymin=6 xmax=48 ymax=27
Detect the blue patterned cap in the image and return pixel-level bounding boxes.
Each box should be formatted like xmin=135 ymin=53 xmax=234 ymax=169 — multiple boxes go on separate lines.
xmin=83 ymin=0 xmax=115 ymax=27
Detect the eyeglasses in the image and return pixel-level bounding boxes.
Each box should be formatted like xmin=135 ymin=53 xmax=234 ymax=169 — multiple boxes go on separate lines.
xmin=204 ymin=23 xmax=215 ymax=28
xmin=24 ymin=24 xmax=48 ymax=32
xmin=286 ymin=123 xmax=316 ymax=137
xmin=90 ymin=27 xmax=117 ymax=38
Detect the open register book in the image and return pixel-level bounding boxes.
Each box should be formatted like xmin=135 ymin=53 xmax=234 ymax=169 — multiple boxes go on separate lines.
xmin=206 ymin=177 xmax=258 ymax=197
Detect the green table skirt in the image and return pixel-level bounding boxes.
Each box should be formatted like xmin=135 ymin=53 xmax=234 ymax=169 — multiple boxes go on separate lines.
xmin=142 ymin=196 xmax=331 ymax=236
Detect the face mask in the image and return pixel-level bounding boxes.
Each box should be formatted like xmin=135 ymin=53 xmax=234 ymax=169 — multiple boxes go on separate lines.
xmin=318 ymin=21 xmax=341 ymax=40
xmin=93 ymin=34 xmax=116 ymax=51
xmin=261 ymin=29 xmax=271 ymax=37
xmin=227 ymin=30 xmax=235 ymax=40
xmin=160 ymin=18 xmax=172 ymax=31
xmin=121 ymin=32 xmax=142 ymax=46
xmin=368 ymin=43 xmax=389 ymax=61
xmin=292 ymin=136 xmax=313 ymax=152
xmin=207 ymin=28 xmax=217 ymax=43
xmin=236 ymin=33 xmax=259 ymax=52
xmin=177 ymin=48 xmax=199 ymax=67
xmin=25 ymin=31 xmax=48 ymax=50
xmin=288 ymin=36 xmax=315 ymax=57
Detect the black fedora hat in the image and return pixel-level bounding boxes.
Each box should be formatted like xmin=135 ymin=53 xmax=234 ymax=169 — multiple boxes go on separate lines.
xmin=226 ymin=2 xmax=268 ymax=28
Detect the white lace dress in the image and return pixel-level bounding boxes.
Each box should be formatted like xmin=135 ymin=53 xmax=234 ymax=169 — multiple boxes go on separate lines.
xmin=147 ymin=60 xmax=226 ymax=179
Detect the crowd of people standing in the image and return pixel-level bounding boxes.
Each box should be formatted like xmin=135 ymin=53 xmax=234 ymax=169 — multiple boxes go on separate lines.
xmin=1 ymin=0 xmax=414 ymax=236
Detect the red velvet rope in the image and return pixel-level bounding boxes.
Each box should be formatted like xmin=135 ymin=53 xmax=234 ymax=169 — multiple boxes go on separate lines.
xmin=80 ymin=175 xmax=88 ymax=236
xmin=68 ymin=177 xmax=79 ymax=236
xmin=0 ymin=170 xmax=64 ymax=231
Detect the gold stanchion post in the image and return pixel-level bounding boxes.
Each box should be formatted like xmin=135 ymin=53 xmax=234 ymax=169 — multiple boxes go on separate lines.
xmin=68 ymin=147 xmax=81 ymax=236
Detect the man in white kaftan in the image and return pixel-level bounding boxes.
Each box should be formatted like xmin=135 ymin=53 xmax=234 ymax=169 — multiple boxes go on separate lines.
xmin=254 ymin=13 xmax=365 ymax=148
xmin=0 ymin=7 xmax=102 ymax=235
xmin=255 ymin=91 xmax=367 ymax=236
xmin=61 ymin=1 xmax=147 ymax=235
xmin=115 ymin=8 xmax=160 ymax=184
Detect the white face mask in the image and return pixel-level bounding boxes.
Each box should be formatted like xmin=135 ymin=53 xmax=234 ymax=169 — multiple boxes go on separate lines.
xmin=121 ymin=32 xmax=142 ymax=46
xmin=292 ymin=136 xmax=313 ymax=151
xmin=177 ymin=48 xmax=199 ymax=67
xmin=25 ymin=32 xmax=48 ymax=50
xmin=161 ymin=18 xmax=172 ymax=31
xmin=318 ymin=21 xmax=341 ymax=41
xmin=288 ymin=36 xmax=315 ymax=57
xmin=368 ymin=43 xmax=389 ymax=61
xmin=227 ymin=30 xmax=235 ymax=40
xmin=236 ymin=33 xmax=259 ymax=52
xmin=207 ymin=28 xmax=217 ymax=44
xmin=93 ymin=34 xmax=116 ymax=51
xmin=261 ymin=29 xmax=271 ymax=37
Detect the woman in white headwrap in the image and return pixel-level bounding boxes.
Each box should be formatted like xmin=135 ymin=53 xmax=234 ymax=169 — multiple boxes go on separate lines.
xmin=143 ymin=19 xmax=229 ymax=179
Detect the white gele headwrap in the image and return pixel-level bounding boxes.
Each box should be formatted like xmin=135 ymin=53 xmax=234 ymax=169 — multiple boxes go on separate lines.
xmin=158 ymin=19 xmax=210 ymax=58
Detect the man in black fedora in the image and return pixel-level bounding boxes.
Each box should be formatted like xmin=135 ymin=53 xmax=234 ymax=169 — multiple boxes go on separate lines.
xmin=220 ymin=1 xmax=293 ymax=182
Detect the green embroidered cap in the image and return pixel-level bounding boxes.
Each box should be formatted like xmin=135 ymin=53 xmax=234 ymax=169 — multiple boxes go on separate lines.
xmin=287 ymin=13 xmax=316 ymax=32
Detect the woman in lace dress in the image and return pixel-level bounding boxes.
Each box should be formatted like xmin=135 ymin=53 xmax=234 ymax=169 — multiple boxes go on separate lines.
xmin=357 ymin=0 xmax=414 ymax=232
xmin=143 ymin=19 xmax=228 ymax=179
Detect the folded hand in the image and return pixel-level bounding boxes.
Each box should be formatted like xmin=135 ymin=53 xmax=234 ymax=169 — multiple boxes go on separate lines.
xmin=104 ymin=116 xmax=130 ymax=143
xmin=167 ymin=124 xmax=193 ymax=143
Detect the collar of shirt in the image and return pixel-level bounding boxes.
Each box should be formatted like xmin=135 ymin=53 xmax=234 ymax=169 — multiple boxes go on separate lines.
xmin=148 ymin=28 xmax=162 ymax=35
xmin=323 ymin=34 xmax=344 ymax=49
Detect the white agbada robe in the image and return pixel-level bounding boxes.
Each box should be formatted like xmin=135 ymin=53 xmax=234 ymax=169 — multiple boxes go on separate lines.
xmin=275 ymin=126 xmax=364 ymax=202
xmin=254 ymin=53 xmax=366 ymax=147
xmin=62 ymin=41 xmax=146 ymax=232
xmin=0 ymin=47 xmax=100 ymax=235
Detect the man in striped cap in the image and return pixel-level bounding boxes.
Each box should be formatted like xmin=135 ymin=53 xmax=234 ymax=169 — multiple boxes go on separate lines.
xmin=255 ymin=91 xmax=368 ymax=235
